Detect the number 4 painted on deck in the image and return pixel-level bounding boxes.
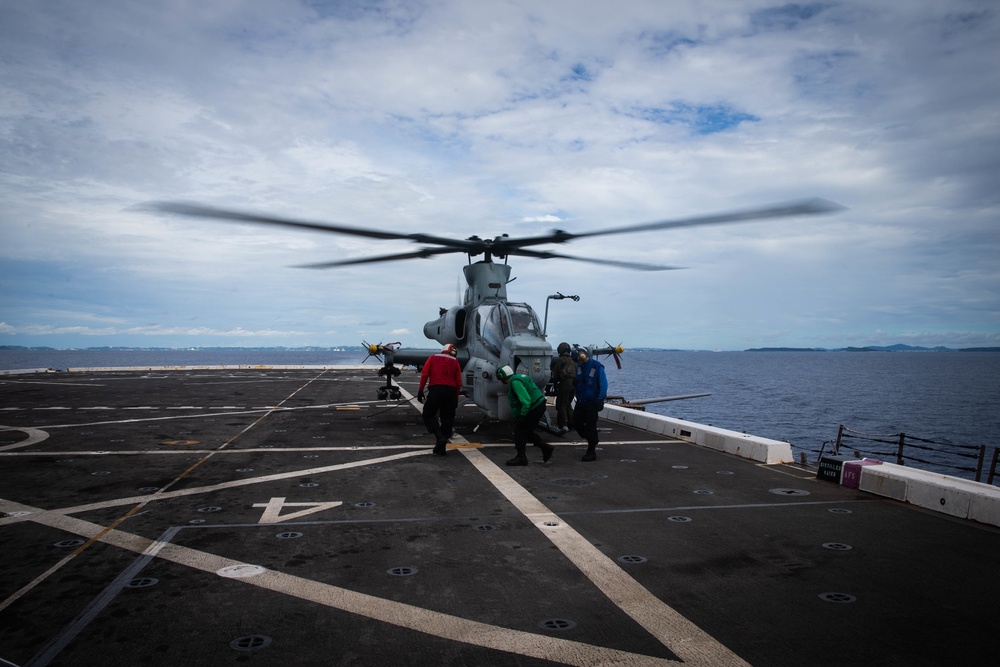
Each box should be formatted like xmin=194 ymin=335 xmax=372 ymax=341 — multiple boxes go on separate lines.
xmin=252 ymin=497 xmax=344 ymax=524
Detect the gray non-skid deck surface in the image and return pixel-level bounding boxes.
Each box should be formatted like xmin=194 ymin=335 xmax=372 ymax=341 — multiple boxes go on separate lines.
xmin=1 ymin=368 xmax=997 ymax=666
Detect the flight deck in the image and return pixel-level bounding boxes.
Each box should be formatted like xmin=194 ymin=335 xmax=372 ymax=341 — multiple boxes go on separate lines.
xmin=1 ymin=367 xmax=997 ymax=666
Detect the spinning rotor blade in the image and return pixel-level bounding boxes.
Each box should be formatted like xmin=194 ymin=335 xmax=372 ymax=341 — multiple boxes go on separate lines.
xmin=507 ymin=247 xmax=685 ymax=271
xmin=144 ymin=196 xmax=845 ymax=270
xmin=142 ymin=201 xmax=478 ymax=249
xmin=293 ymin=246 xmax=467 ymax=268
xmin=566 ymin=197 xmax=845 ymax=241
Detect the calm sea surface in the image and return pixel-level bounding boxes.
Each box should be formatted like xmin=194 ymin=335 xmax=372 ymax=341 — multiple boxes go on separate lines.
xmin=2 ymin=349 xmax=998 ymax=481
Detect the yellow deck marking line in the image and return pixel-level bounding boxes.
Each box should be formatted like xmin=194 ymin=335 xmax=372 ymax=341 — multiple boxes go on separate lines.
xmin=391 ymin=380 xmax=750 ymax=666
xmin=0 ymin=372 xmax=333 ymax=608
xmin=1 ymin=498 xmax=677 ymax=666
xmin=459 ymin=447 xmax=752 ymax=667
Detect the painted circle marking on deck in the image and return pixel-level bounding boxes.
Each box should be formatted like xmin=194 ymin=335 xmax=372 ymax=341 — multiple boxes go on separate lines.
xmin=818 ymin=592 xmax=856 ymax=603
xmin=693 ymin=489 xmax=714 ymax=495
xmin=198 ymin=506 xmax=222 ymax=513
xmin=667 ymin=516 xmax=693 ymax=523
xmin=822 ymin=542 xmax=853 ymax=551
xmin=387 ymin=566 xmax=417 ymax=576
xmin=0 ymin=425 xmax=50 ymax=451
xmin=672 ymin=465 xmax=689 ymax=469
xmin=218 ymin=564 xmax=266 ymax=578
xmin=474 ymin=525 xmax=497 ymax=532
xmin=276 ymin=532 xmax=303 ymax=540
xmin=828 ymin=508 xmax=853 ymax=514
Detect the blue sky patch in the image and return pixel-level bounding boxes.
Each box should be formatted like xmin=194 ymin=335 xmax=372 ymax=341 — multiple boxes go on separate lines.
xmin=638 ymin=102 xmax=759 ymax=135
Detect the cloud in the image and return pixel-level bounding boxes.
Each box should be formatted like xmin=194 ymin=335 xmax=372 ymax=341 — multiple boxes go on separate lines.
xmin=1 ymin=1 xmax=997 ymax=351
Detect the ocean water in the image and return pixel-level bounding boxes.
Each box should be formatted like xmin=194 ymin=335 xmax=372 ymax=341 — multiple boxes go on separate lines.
xmin=2 ymin=348 xmax=998 ymax=482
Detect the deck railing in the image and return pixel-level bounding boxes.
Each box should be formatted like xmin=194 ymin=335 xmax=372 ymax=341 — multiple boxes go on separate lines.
xmin=827 ymin=424 xmax=997 ymax=484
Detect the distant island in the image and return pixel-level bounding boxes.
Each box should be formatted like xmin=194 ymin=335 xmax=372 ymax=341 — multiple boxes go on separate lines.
xmin=3 ymin=344 xmax=998 ymax=353
xmin=745 ymin=345 xmax=1000 ymax=352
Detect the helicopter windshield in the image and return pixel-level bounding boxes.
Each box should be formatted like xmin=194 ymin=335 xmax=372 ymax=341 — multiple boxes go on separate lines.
xmin=506 ymin=303 xmax=540 ymax=335
xmin=476 ymin=302 xmax=540 ymax=357
xmin=477 ymin=304 xmax=508 ymax=357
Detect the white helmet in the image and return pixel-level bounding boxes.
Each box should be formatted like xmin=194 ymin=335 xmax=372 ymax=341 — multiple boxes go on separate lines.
xmin=495 ymin=365 xmax=514 ymax=381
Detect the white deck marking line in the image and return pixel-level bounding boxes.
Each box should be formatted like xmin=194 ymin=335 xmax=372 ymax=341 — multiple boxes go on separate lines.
xmin=23 ymin=526 xmax=182 ymax=667
xmin=1 ymin=372 xmax=335 ymax=606
xmin=2 ymin=499 xmax=678 ymax=666
xmin=23 ymin=400 xmax=387 ymax=430
xmin=0 ymin=449 xmax=431 ymax=524
xmin=252 ymin=497 xmax=345 ymax=523
xmin=390 ymin=381 xmax=751 ymax=666
xmin=0 ymin=426 xmax=50 ymax=451
xmin=460 ymin=447 xmax=752 ymax=667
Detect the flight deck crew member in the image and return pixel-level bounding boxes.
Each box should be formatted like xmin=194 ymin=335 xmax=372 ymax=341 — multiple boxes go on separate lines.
xmin=495 ymin=365 xmax=555 ymax=466
xmin=418 ymin=344 xmax=462 ymax=456
xmin=550 ymin=342 xmax=576 ymax=434
xmin=572 ymin=348 xmax=608 ymax=462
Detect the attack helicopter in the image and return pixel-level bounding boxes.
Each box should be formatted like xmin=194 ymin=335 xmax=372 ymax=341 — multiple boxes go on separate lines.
xmin=146 ymin=198 xmax=843 ymax=420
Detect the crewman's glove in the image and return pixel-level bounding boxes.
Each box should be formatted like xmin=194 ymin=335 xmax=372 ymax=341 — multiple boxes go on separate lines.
xmin=596 ymin=401 xmax=604 ymax=411
xmin=417 ymin=390 xmax=425 ymax=403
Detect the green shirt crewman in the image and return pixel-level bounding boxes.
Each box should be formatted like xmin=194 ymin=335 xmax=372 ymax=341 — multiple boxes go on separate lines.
xmin=496 ymin=365 xmax=554 ymax=466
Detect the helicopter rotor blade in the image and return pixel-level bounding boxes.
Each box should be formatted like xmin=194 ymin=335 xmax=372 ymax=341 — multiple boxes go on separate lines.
xmin=142 ymin=197 xmax=845 ymax=271
xmin=507 ymin=247 xmax=685 ymax=271
xmin=564 ymin=197 xmax=846 ymax=241
xmin=293 ymin=246 xmax=467 ymax=268
xmin=141 ymin=201 xmax=482 ymax=250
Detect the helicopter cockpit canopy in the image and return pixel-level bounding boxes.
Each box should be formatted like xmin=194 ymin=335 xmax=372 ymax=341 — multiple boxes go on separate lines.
xmin=477 ymin=302 xmax=541 ymax=358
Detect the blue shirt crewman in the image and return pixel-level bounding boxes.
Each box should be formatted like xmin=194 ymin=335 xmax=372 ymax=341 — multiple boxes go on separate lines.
xmin=572 ymin=348 xmax=607 ymax=462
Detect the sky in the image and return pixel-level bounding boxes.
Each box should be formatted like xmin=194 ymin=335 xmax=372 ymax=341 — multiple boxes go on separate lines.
xmin=1 ymin=0 xmax=998 ymax=351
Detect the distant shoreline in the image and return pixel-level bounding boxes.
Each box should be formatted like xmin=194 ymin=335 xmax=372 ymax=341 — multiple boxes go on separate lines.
xmin=3 ymin=344 xmax=998 ymax=353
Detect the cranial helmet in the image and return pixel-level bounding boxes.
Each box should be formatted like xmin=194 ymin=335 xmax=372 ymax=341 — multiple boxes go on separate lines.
xmin=441 ymin=343 xmax=458 ymax=356
xmin=571 ymin=347 xmax=587 ymax=362
xmin=495 ymin=365 xmax=514 ymax=381
xmin=557 ymin=342 xmax=571 ymax=355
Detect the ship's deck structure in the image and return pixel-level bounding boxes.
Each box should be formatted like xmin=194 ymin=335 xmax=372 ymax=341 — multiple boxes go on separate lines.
xmin=1 ymin=367 xmax=997 ymax=666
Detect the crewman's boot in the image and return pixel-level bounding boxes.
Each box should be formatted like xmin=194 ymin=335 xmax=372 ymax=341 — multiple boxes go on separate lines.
xmin=506 ymin=446 xmax=528 ymax=466
xmin=581 ymin=444 xmax=597 ymax=462
xmin=432 ymin=432 xmax=448 ymax=456
xmin=539 ymin=442 xmax=555 ymax=463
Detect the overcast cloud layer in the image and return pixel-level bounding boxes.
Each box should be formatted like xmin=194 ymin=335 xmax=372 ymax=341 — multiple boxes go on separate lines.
xmin=1 ymin=0 xmax=998 ymax=351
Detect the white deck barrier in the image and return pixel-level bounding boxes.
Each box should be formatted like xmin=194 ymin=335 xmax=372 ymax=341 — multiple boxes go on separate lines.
xmin=858 ymin=462 xmax=1000 ymax=528
xmin=600 ymin=404 xmax=795 ymax=464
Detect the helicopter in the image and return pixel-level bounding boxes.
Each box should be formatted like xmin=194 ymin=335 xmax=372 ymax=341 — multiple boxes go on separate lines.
xmin=146 ymin=198 xmax=844 ymax=420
